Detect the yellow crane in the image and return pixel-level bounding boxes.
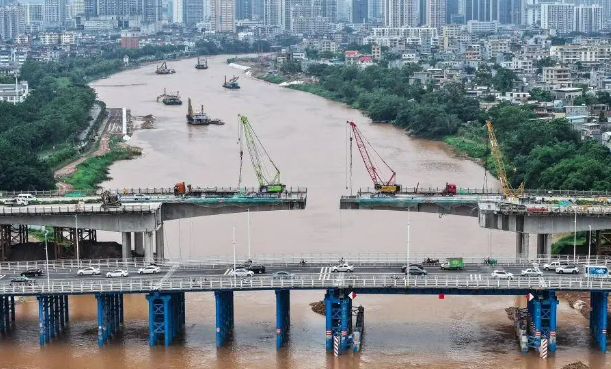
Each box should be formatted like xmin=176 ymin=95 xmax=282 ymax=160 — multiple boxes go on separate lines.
xmin=485 ymin=120 xmax=524 ymax=198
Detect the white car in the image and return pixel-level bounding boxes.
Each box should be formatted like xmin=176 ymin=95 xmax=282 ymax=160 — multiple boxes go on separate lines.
xmin=520 ymin=268 xmax=543 ymax=277
xmin=106 ymin=269 xmax=128 ymax=278
xmin=331 ymin=263 xmax=354 ymax=273
xmin=543 ymin=261 xmax=568 ymax=271
xmin=229 ymin=268 xmax=254 ymax=277
xmin=138 ymin=265 xmax=161 ymax=274
xmin=556 ymin=265 xmax=579 ymax=274
xmin=491 ymin=270 xmax=514 ymax=279
xmin=77 ymin=266 xmax=100 ymax=276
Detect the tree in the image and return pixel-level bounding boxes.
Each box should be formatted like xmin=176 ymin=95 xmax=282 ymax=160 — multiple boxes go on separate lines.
xmin=475 ymin=64 xmax=492 ymax=86
xmin=529 ymin=88 xmax=554 ymax=102
xmin=281 ymin=60 xmax=302 ymax=74
xmin=534 ymin=57 xmax=556 ymax=74
xmin=491 ymin=68 xmax=517 ymax=93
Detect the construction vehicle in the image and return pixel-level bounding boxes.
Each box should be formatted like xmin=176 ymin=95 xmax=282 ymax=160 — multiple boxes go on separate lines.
xmin=186 ymin=98 xmax=224 ymax=125
xmin=101 ymin=190 xmax=121 ymax=208
xmin=440 ymin=258 xmax=464 ymax=270
xmin=485 ymin=120 xmax=524 ymax=198
xmin=195 ymin=57 xmax=208 ymax=70
xmin=222 ymin=76 xmax=240 ymax=89
xmin=173 ymin=182 xmax=238 ymax=197
xmin=237 ymin=115 xmax=285 ymax=193
xmin=346 ymin=120 xmax=401 ymax=194
xmin=155 ymin=62 xmax=175 ymax=75
xmin=415 ymin=182 xmax=457 ymax=196
xmin=157 ymin=88 xmax=182 ymax=105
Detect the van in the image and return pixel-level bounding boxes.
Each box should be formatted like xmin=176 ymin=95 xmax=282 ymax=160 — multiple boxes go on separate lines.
xmin=16 ymin=194 xmax=36 ymax=201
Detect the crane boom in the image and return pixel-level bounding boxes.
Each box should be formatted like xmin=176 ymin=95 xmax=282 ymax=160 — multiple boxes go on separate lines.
xmin=347 ymin=121 xmax=400 ymax=193
xmin=485 ymin=120 xmax=524 ymax=198
xmin=238 ymin=115 xmax=285 ymax=193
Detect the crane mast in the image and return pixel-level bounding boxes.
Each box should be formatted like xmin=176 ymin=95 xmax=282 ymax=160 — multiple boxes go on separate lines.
xmin=238 ymin=115 xmax=285 ymax=193
xmin=347 ymin=120 xmax=400 ymax=194
xmin=485 ymin=120 xmax=524 ymax=198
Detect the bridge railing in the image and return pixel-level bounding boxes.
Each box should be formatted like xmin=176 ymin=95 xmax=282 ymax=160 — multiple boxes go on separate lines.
xmin=352 ymin=187 xmax=611 ymax=198
xmin=0 ymin=204 xmax=159 ymax=215
xmin=2 ymin=274 xmax=611 ymax=295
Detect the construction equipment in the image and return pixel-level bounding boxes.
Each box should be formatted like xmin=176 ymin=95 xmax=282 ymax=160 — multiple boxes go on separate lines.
xmin=237 ymin=115 xmax=285 ymax=193
xmin=186 ymin=98 xmax=224 ymax=125
xmin=346 ymin=120 xmax=401 ymax=194
xmin=485 ymin=120 xmax=524 ymax=198
xmin=195 ymin=57 xmax=208 ymax=70
xmin=101 ymin=190 xmax=121 ymax=208
xmin=415 ymin=183 xmax=457 ymax=196
xmin=157 ymin=88 xmax=182 ymax=105
xmin=155 ymin=62 xmax=175 ymax=75
xmin=223 ymin=75 xmax=240 ymax=89
xmin=173 ymin=182 xmax=238 ymax=197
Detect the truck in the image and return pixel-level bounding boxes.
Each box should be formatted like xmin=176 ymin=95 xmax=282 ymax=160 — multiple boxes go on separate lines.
xmin=440 ymin=257 xmax=464 ymax=270
xmin=173 ymin=182 xmax=239 ymax=198
xmin=584 ymin=265 xmax=610 ymax=279
xmin=415 ymin=183 xmax=457 ymax=196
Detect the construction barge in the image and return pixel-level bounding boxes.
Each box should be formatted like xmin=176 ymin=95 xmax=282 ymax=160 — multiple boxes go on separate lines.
xmin=195 ymin=57 xmax=208 ymax=69
xmin=222 ymin=75 xmax=240 ymax=89
xmin=157 ymin=88 xmax=182 ymax=105
xmin=155 ymin=62 xmax=176 ymax=75
xmin=186 ymin=98 xmax=224 ymax=125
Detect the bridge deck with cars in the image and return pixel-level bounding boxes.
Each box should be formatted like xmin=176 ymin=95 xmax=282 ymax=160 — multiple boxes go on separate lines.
xmin=0 ymin=254 xmax=609 ymax=356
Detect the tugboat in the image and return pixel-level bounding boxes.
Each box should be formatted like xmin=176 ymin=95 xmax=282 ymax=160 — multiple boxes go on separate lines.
xmin=222 ymin=75 xmax=240 ymax=89
xmin=195 ymin=57 xmax=208 ymax=70
xmin=155 ymin=61 xmax=176 ymax=75
xmin=157 ymin=88 xmax=182 ymax=105
xmin=186 ymin=98 xmax=224 ymax=125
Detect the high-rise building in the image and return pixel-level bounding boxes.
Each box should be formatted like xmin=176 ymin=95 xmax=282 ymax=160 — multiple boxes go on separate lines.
xmin=574 ymin=5 xmax=603 ymax=33
xmin=211 ymin=0 xmax=235 ymax=31
xmin=83 ymin=0 xmax=96 ymax=17
xmin=43 ymin=0 xmax=67 ymax=28
xmin=236 ymin=0 xmax=252 ymax=19
xmin=540 ymin=3 xmax=574 ymax=34
xmin=0 ymin=3 xmax=26 ymax=41
xmin=183 ymin=0 xmax=203 ymax=25
xmin=446 ymin=0 xmax=459 ymax=24
xmin=384 ymin=0 xmax=418 ymax=27
xmin=352 ymin=0 xmax=367 ymax=23
xmin=23 ymin=3 xmax=43 ymax=24
xmin=418 ymin=0 xmax=426 ymax=25
xmin=71 ymin=0 xmax=85 ymax=16
xmin=426 ymin=0 xmax=445 ymax=29
xmin=263 ymin=0 xmax=282 ymax=26
xmin=142 ymin=0 xmax=162 ymax=23
xmin=173 ymin=0 xmax=183 ymax=22
xmin=368 ymin=0 xmax=382 ymax=23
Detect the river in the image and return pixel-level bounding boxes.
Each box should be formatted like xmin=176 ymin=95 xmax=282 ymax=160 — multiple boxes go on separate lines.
xmin=0 ymin=56 xmax=606 ymax=368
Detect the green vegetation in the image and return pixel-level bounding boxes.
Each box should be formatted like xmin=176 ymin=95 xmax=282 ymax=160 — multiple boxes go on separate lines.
xmin=258 ymin=74 xmax=286 ymax=84
xmin=63 ymin=139 xmax=141 ymax=191
xmin=552 ymin=232 xmax=587 ymax=254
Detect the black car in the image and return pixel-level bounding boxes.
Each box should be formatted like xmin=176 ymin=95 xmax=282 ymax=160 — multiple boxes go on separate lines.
xmin=406 ymin=266 xmax=428 ymax=276
xmin=241 ymin=260 xmax=266 ymax=274
xmin=21 ymin=268 xmax=43 ymax=277
xmin=401 ymin=264 xmax=424 ymax=273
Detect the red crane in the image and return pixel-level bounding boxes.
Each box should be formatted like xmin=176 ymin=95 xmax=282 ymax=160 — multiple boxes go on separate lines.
xmin=346 ymin=121 xmax=401 ymax=194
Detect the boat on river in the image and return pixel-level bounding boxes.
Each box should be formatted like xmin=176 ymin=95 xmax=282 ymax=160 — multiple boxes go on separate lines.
xmin=186 ymin=98 xmax=224 ymax=125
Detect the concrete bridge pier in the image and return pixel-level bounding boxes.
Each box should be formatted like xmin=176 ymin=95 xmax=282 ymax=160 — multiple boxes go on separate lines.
xmin=121 ymin=232 xmax=132 ymax=260
xmin=515 ymin=233 xmax=530 ymax=259
xmin=0 ymin=295 xmax=15 ymax=334
xmin=536 ymin=234 xmax=552 ymax=259
xmin=275 ymin=290 xmax=290 ymax=349
xmin=590 ymin=291 xmax=608 ymax=351
xmin=146 ymin=292 xmax=185 ymax=346
xmin=215 ymin=290 xmax=234 ymax=347
xmin=144 ymin=231 xmax=154 ymax=262
xmin=37 ymin=295 xmax=69 ymax=345
xmin=134 ymin=232 xmax=144 ymax=257
xmin=96 ymin=293 xmax=123 ymax=346
xmin=155 ymin=224 xmax=164 ymax=261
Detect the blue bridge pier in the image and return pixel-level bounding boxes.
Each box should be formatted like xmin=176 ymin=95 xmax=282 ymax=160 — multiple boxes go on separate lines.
xmin=590 ymin=291 xmax=608 ymax=352
xmin=325 ymin=289 xmax=364 ymax=355
xmin=215 ymin=291 xmax=234 ymax=347
xmin=96 ymin=293 xmax=124 ymax=346
xmin=147 ymin=292 xmax=185 ymax=346
xmin=275 ymin=290 xmax=290 ymax=349
xmin=37 ymin=295 xmax=69 ymax=345
xmin=0 ymin=295 xmax=15 ymax=335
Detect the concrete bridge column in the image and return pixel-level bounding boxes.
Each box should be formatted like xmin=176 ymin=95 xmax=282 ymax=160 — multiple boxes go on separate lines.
xmin=144 ymin=231 xmax=154 ymax=263
xmin=515 ymin=233 xmax=530 ymax=260
xmin=121 ymin=232 xmax=132 ymax=261
xmin=536 ymin=234 xmax=552 ymax=259
xmin=155 ymin=224 xmax=164 ymax=261
xmin=134 ymin=232 xmax=144 ymax=257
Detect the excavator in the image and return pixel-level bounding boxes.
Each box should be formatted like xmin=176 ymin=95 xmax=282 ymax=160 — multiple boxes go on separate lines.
xmin=101 ymin=190 xmax=121 ymax=208
xmin=237 ymin=115 xmax=285 ymax=193
xmin=346 ymin=121 xmax=402 ymax=194
xmin=485 ymin=120 xmax=524 ymax=199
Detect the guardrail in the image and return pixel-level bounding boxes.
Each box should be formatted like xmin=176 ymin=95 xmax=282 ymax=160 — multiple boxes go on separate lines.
xmin=0 ymin=204 xmax=160 ymax=215
xmin=0 ymin=254 xmax=606 ymax=272
xmin=1 ymin=274 xmax=610 ymax=295
xmin=353 ymin=187 xmax=611 ymax=198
